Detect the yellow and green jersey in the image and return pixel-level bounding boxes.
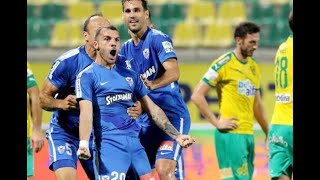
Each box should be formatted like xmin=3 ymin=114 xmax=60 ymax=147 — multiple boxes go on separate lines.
xmin=202 ymin=51 xmax=261 ymax=134
xmin=27 ymin=62 xmax=37 ymax=137
xmin=271 ymin=35 xmax=293 ymax=126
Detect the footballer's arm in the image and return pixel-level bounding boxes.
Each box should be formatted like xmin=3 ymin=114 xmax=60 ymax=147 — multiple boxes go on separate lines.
xmin=140 ymin=95 xmax=195 ymax=147
xmin=253 ymin=90 xmax=269 ymax=137
xmin=141 ymin=58 xmax=179 ymax=90
xmin=40 ymin=80 xmax=78 ymax=111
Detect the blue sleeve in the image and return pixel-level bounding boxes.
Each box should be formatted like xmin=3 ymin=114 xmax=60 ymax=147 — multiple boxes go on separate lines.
xmin=47 ymin=59 xmax=69 ymax=89
xmin=115 ymin=53 xmax=126 ymax=68
xmin=133 ymin=72 xmax=149 ymax=100
xmin=76 ymin=70 xmax=94 ymax=102
xmin=152 ymin=35 xmax=177 ymax=64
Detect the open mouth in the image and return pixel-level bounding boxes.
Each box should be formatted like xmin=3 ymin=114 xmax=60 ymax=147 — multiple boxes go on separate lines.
xmin=110 ymin=50 xmax=116 ymax=56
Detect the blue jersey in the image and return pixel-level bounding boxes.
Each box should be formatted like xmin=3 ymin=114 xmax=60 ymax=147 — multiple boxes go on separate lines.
xmin=118 ymin=27 xmax=189 ymax=122
xmin=47 ymin=45 xmax=94 ymax=135
xmin=75 ymin=60 xmax=149 ymax=139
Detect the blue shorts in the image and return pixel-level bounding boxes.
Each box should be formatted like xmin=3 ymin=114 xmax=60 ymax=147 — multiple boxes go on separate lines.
xmin=46 ymin=123 xmax=96 ymax=179
xmin=95 ymin=135 xmax=151 ymax=179
xmin=139 ymin=114 xmax=190 ymax=180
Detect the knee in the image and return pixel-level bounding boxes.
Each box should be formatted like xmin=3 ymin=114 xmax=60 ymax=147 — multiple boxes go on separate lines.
xmin=156 ymin=162 xmax=176 ymax=178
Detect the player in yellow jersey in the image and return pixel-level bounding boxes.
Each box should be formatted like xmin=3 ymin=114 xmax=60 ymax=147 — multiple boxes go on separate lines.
xmin=191 ymin=21 xmax=269 ymax=180
xmin=27 ymin=61 xmax=45 ymax=180
xmin=268 ymin=10 xmax=293 ymax=180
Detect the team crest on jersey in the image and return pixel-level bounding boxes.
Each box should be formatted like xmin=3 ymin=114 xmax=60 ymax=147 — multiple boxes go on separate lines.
xmin=57 ymin=145 xmax=65 ymax=154
xmin=162 ymin=41 xmax=174 ymax=53
xmin=250 ymin=66 xmax=256 ymax=75
xmin=143 ymin=48 xmax=150 ymax=59
xmin=101 ymin=175 xmax=109 ymax=180
xmin=126 ymin=77 xmax=134 ymax=87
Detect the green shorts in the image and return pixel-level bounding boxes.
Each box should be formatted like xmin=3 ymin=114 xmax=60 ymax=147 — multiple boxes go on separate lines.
xmin=27 ymin=137 xmax=34 ymax=177
xmin=268 ymin=124 xmax=293 ymax=178
xmin=214 ymin=129 xmax=254 ymax=180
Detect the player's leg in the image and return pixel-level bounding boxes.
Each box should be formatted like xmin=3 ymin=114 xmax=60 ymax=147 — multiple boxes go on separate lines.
xmin=27 ymin=137 xmax=34 ymax=180
xmin=79 ymin=133 xmax=96 ymax=180
xmin=155 ymin=116 xmax=190 ymax=180
xmin=95 ymin=135 xmax=131 ymax=179
xmin=214 ymin=130 xmax=254 ymax=180
xmin=46 ymin=125 xmax=78 ymax=180
xmin=268 ymin=125 xmax=293 ymax=180
xmin=130 ymin=136 xmax=154 ymax=180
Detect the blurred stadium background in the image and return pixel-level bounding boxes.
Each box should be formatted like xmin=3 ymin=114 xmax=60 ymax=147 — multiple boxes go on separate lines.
xmin=27 ymin=0 xmax=292 ymax=179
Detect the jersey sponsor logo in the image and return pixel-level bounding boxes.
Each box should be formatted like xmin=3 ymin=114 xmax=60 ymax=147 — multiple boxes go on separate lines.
xmin=275 ymin=93 xmax=291 ymax=103
xmin=143 ymin=66 xmax=156 ymax=78
xmin=105 ymin=93 xmax=132 ymax=105
xmin=217 ymin=55 xmax=230 ymax=66
xmin=100 ymin=81 xmax=109 ymax=86
xmin=125 ymin=77 xmax=134 ymax=87
xmin=268 ymin=134 xmax=288 ymax=147
xmin=143 ymin=48 xmax=150 ymax=59
xmin=162 ymin=41 xmax=174 ymax=53
xmin=158 ymin=141 xmax=173 ymax=151
xmin=238 ymin=80 xmax=255 ymax=97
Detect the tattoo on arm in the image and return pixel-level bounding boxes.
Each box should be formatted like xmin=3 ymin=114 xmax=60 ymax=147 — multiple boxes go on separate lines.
xmin=150 ymin=106 xmax=180 ymax=140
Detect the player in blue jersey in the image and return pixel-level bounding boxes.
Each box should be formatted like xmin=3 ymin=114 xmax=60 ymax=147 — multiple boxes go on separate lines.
xmin=119 ymin=0 xmax=192 ymax=179
xmin=39 ymin=13 xmax=110 ymax=180
xmin=76 ymin=25 xmax=195 ymax=180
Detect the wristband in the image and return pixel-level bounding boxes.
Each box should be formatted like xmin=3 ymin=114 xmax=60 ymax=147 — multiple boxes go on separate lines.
xmin=79 ymin=140 xmax=89 ymax=148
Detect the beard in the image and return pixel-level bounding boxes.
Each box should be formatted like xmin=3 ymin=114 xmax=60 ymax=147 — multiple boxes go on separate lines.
xmin=240 ymin=48 xmax=253 ymax=58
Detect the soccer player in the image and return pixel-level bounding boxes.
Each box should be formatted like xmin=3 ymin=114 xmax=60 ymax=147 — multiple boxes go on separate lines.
xmin=39 ymin=13 xmax=110 ymax=180
xmin=27 ymin=61 xmax=45 ymax=180
xmin=76 ymin=25 xmax=195 ymax=179
xmin=268 ymin=10 xmax=293 ymax=180
xmin=118 ymin=0 xmax=192 ymax=179
xmin=191 ymin=21 xmax=269 ymax=180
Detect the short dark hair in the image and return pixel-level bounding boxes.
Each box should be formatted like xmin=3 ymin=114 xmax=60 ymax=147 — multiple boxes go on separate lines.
xmin=94 ymin=25 xmax=118 ymax=40
xmin=289 ymin=10 xmax=293 ymax=32
xmin=83 ymin=12 xmax=104 ymax=32
xmin=121 ymin=0 xmax=148 ymax=11
xmin=234 ymin=21 xmax=260 ymax=39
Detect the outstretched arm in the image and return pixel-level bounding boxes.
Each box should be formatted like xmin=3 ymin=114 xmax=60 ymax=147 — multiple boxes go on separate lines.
xmin=140 ymin=95 xmax=195 ymax=147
